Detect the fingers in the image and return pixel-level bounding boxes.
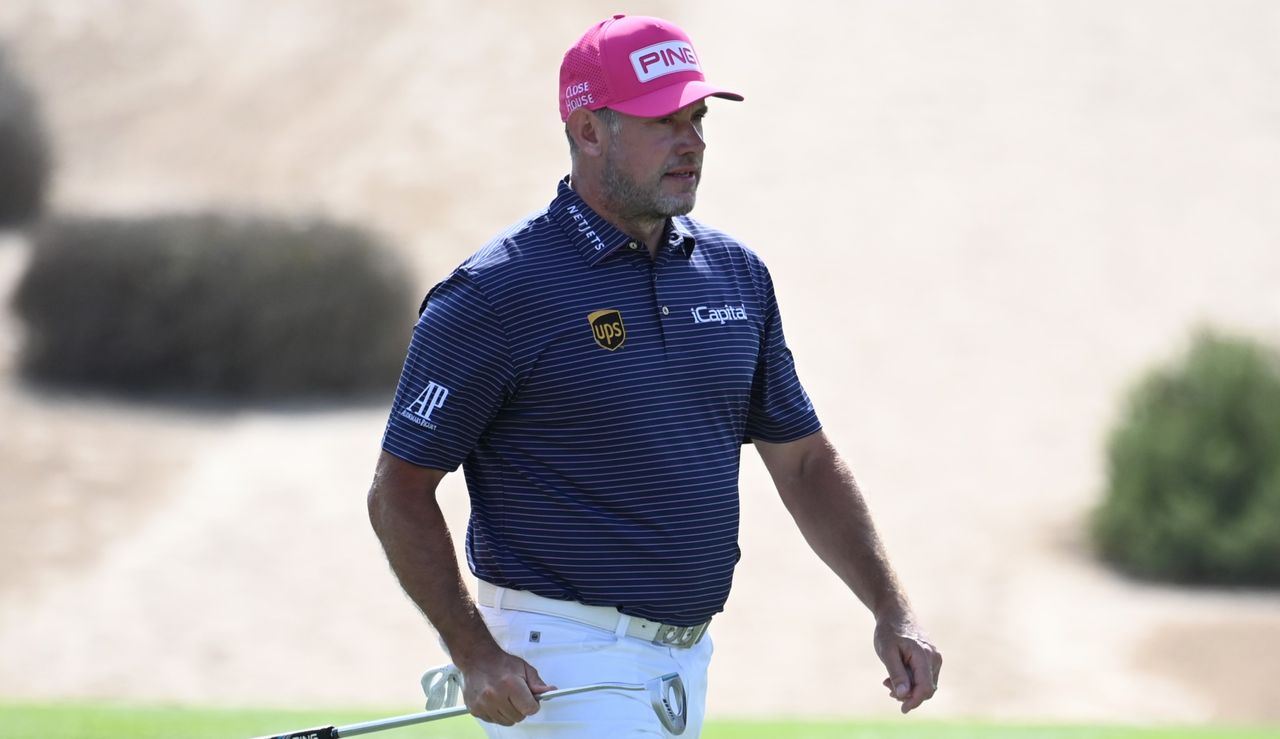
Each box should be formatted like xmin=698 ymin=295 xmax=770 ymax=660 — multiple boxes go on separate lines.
xmin=464 ymin=655 xmax=549 ymax=726
xmin=879 ymin=640 xmax=913 ymax=702
xmin=895 ymin=642 xmax=943 ymax=714
xmin=524 ymin=661 xmax=557 ymax=696
xmin=471 ymin=676 xmax=536 ymax=725
xmin=485 ymin=688 xmax=537 ymax=724
xmin=899 ymin=646 xmax=936 ymax=714
xmin=877 ymin=634 xmax=943 ymax=714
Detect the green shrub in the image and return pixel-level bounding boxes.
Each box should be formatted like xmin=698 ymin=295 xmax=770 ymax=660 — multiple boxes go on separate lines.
xmin=1092 ymin=330 xmax=1280 ymax=585
xmin=0 ymin=45 xmax=52 ymax=227
xmin=12 ymin=213 xmax=417 ymax=400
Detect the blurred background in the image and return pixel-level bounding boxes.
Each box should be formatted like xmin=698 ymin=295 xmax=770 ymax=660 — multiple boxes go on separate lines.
xmin=1 ymin=0 xmax=1278 ymax=729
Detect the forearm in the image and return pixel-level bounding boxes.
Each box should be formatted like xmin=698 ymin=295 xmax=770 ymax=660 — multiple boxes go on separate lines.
xmin=772 ymin=437 xmax=913 ymax=625
xmin=367 ymin=465 xmax=498 ymax=670
xmin=760 ymin=433 xmax=941 ymax=711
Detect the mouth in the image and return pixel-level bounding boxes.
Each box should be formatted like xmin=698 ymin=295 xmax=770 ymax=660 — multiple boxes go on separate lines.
xmin=663 ymin=167 xmax=700 ymax=182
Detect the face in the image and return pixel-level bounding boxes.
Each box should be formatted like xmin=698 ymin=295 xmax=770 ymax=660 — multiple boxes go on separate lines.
xmin=598 ymin=101 xmax=708 ymax=222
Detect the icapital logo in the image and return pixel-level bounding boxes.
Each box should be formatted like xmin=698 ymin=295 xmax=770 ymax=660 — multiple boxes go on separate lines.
xmin=690 ymin=304 xmax=749 ymax=325
xmin=401 ymin=380 xmax=450 ymax=430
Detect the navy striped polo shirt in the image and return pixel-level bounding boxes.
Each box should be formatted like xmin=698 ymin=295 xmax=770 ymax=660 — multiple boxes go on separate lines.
xmin=382 ymin=178 xmax=821 ymax=625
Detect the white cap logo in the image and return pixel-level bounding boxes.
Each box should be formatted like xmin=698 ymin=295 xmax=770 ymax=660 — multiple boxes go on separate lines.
xmin=629 ymin=41 xmax=701 ymax=83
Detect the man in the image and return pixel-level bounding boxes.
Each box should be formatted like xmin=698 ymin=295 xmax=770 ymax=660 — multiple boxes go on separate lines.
xmin=369 ymin=14 xmax=941 ymax=737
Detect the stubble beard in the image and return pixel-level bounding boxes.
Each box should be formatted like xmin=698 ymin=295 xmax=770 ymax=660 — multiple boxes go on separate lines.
xmin=600 ymin=148 xmax=698 ymax=227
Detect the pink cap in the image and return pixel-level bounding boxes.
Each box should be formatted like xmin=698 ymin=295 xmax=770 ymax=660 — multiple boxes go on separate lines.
xmin=559 ymin=14 xmax=743 ymax=122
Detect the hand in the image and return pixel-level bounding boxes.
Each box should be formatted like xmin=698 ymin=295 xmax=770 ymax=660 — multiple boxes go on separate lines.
xmin=458 ymin=646 xmax=556 ymax=726
xmin=873 ymin=618 xmax=942 ymax=714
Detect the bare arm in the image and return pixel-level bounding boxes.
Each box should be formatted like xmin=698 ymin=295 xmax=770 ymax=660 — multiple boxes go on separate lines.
xmin=754 ymin=431 xmax=942 ymax=714
xmin=367 ymin=451 xmax=552 ymax=725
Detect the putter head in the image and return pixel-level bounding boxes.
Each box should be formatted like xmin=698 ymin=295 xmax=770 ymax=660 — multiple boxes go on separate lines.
xmin=646 ymin=672 xmax=687 ymax=735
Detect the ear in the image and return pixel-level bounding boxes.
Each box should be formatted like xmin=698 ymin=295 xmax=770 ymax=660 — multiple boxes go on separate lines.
xmin=568 ymin=108 xmax=608 ymax=157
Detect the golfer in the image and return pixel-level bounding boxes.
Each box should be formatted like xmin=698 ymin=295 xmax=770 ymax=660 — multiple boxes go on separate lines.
xmin=369 ymin=14 xmax=942 ymax=737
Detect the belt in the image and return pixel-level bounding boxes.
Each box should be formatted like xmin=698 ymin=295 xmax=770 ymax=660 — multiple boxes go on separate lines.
xmin=476 ymin=581 xmax=709 ymax=649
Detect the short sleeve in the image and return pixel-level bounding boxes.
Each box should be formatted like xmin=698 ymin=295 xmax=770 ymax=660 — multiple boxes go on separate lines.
xmin=381 ymin=270 xmax=514 ymax=470
xmin=743 ymin=266 xmax=822 ymax=443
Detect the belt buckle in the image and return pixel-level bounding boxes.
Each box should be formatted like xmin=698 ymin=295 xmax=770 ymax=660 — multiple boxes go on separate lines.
xmin=652 ymin=621 xmax=707 ymax=648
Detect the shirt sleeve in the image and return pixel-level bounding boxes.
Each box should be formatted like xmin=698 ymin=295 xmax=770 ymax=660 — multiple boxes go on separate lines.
xmin=743 ymin=264 xmax=822 ymax=443
xmin=381 ymin=269 xmax=514 ymax=470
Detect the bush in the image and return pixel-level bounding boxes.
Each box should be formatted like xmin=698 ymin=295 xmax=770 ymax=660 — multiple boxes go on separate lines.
xmin=1092 ymin=329 xmax=1280 ymax=585
xmin=0 ymin=45 xmax=52 ymax=227
xmin=12 ymin=213 xmax=418 ymax=400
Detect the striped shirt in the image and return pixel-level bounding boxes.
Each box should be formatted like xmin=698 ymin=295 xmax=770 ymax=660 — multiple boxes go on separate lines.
xmin=382 ymin=178 xmax=821 ymax=625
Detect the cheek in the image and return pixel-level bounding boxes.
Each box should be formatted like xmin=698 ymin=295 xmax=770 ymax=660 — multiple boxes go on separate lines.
xmin=611 ymin=132 xmax=670 ymax=181
xmin=641 ymin=146 xmax=673 ymax=177
xmin=615 ymin=150 xmax=662 ymax=181
xmin=621 ymin=131 xmax=669 ymax=164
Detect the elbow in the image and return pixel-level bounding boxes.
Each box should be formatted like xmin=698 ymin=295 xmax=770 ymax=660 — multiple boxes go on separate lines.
xmin=367 ymin=481 xmax=386 ymax=533
xmin=367 ymin=452 xmax=401 ymax=532
xmin=366 ymin=452 xmax=447 ymax=537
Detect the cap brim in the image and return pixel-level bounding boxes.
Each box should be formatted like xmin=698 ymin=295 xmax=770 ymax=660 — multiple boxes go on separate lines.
xmin=608 ymin=80 xmax=744 ymax=119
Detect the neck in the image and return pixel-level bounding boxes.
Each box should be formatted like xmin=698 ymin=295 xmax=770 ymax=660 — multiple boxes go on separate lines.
xmin=569 ymin=174 xmax=666 ymax=258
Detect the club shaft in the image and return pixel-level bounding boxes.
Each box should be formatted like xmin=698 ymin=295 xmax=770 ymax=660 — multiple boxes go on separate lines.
xmin=335 ymin=705 xmax=470 ymax=736
xmin=310 ymin=677 xmax=677 ymax=737
xmin=330 ymin=684 xmax=637 ymax=736
xmin=539 ymin=682 xmax=645 ymax=700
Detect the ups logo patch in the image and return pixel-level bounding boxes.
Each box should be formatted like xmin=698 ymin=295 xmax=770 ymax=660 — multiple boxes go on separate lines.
xmin=588 ymin=309 xmax=626 ymax=351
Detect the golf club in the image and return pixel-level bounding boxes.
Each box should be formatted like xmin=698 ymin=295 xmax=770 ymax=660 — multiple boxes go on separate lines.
xmin=252 ymin=671 xmax=687 ymax=738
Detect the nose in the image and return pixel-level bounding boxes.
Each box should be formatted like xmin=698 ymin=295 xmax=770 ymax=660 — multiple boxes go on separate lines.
xmin=675 ymin=118 xmax=706 ymax=155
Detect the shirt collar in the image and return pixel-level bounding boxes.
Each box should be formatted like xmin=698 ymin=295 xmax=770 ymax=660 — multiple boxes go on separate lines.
xmin=550 ymin=177 xmax=697 ymax=266
xmin=550 ymin=177 xmax=632 ymax=267
xmin=666 ymin=217 xmax=697 ymax=259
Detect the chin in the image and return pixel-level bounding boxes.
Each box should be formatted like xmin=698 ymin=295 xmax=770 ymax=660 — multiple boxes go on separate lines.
xmin=657 ymin=195 xmax=697 ymax=217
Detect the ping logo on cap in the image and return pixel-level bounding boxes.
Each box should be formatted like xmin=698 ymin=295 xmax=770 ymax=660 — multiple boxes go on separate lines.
xmin=629 ymin=40 xmax=701 ymax=83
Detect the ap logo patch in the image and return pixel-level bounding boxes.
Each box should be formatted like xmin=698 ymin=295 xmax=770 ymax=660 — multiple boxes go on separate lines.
xmin=588 ymin=309 xmax=626 ymax=351
xmin=401 ymin=380 xmax=450 ymax=430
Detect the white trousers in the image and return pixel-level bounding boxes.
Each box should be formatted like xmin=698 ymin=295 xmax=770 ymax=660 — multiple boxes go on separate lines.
xmin=475 ymin=600 xmax=713 ymax=738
